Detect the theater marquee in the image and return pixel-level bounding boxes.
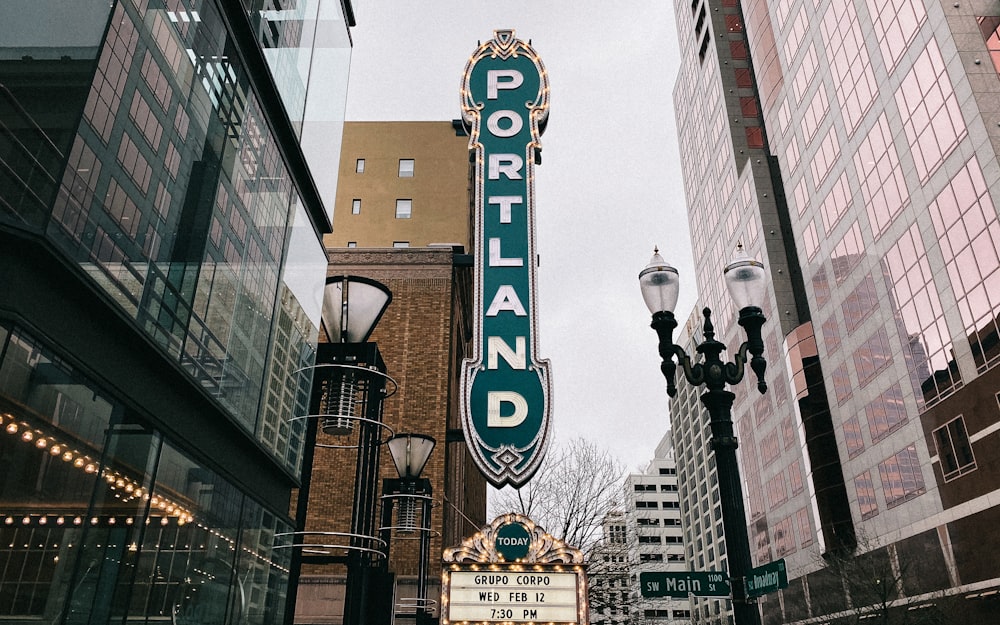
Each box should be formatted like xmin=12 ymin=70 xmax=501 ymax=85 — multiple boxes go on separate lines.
xmin=459 ymin=30 xmax=553 ymax=488
xmin=441 ymin=514 xmax=588 ymax=625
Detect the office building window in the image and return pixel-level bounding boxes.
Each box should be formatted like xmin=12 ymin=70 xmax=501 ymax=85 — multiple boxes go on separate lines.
xmin=934 ymin=415 xmax=976 ymax=481
xmin=393 ymin=242 xmax=409 ymax=248
xmin=395 ymin=199 xmax=412 ymax=219
xmin=855 ymin=471 xmax=879 ymax=519
xmin=398 ymin=158 xmax=414 ymax=177
xmin=356 ymin=158 xmax=365 ymax=173
xmin=879 ymin=444 xmax=925 ymax=508
xmin=347 ymin=242 xmax=357 ymax=248
xmin=636 ymin=501 xmax=658 ymax=509
xmin=352 ymin=199 xmax=361 ymax=214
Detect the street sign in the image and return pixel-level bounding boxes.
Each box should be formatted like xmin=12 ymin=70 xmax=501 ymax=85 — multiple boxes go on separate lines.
xmin=746 ymin=559 xmax=788 ymax=598
xmin=640 ymin=571 xmax=731 ymax=598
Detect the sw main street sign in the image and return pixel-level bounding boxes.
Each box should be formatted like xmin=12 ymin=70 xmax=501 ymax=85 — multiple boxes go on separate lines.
xmin=640 ymin=571 xmax=731 ymax=598
xmin=746 ymin=559 xmax=788 ymax=598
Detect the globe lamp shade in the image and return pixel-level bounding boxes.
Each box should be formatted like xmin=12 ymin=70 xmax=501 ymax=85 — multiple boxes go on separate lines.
xmin=723 ymin=245 xmax=766 ymax=311
xmin=639 ymin=249 xmax=680 ymax=315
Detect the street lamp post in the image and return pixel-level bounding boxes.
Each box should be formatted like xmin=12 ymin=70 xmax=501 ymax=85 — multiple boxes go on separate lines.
xmin=639 ymin=245 xmax=768 ymax=625
xmin=284 ymin=275 xmax=394 ymax=625
xmin=381 ymin=433 xmax=436 ymax=625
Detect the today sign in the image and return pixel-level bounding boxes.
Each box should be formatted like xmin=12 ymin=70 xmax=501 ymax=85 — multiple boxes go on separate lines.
xmin=459 ymin=30 xmax=553 ymax=488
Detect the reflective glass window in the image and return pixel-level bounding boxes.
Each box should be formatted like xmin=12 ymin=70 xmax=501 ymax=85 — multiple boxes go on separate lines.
xmin=855 ymin=471 xmax=879 ymax=520
xmin=843 ymin=415 xmax=865 ymax=458
xmin=865 ymin=383 xmax=909 ymax=443
xmin=822 ymin=314 xmax=842 ymax=354
xmin=878 ymin=444 xmax=926 ymax=508
xmin=831 ymin=221 xmax=864 ymax=284
xmin=928 ymin=156 xmax=1000 ymax=372
xmin=854 ymin=327 xmax=893 ymax=387
xmin=894 ymin=39 xmax=966 ymax=183
xmin=788 ymin=459 xmax=804 ymax=494
xmin=820 ymin=171 xmax=852 ymax=234
xmin=810 ymin=126 xmax=840 ymax=187
xmin=855 ymin=114 xmax=908 ymax=239
xmin=821 ymin=1 xmax=876 ymax=133
xmin=760 ymin=429 xmax=780 ymax=466
xmin=773 ymin=515 xmax=796 ymax=557
xmin=766 ymin=473 xmax=788 ymax=510
xmin=398 ymin=158 xmax=414 ymax=177
xmin=933 ymin=415 xmax=976 ymax=482
xmin=865 ymin=0 xmax=926 ymax=72
xmin=842 ymin=274 xmax=879 ymax=332
xmin=796 ymin=507 xmax=813 ymax=547
xmin=883 ymin=223 xmax=959 ymax=408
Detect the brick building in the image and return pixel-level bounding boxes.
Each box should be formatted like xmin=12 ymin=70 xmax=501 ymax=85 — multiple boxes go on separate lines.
xmin=294 ymin=121 xmax=486 ymax=624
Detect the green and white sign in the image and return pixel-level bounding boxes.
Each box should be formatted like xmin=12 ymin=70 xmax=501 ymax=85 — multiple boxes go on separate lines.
xmin=640 ymin=571 xmax=731 ymax=598
xmin=495 ymin=521 xmax=532 ymax=561
xmin=459 ymin=30 xmax=552 ymax=488
xmin=746 ymin=558 xmax=788 ymax=598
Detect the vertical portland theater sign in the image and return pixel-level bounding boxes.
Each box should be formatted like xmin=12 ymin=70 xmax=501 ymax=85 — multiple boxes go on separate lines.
xmin=460 ymin=30 xmax=552 ymax=487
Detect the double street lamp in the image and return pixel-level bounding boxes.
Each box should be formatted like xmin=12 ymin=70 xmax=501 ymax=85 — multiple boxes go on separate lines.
xmin=639 ymin=245 xmax=768 ymax=625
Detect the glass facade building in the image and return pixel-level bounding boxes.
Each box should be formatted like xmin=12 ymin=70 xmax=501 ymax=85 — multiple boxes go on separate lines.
xmin=672 ymin=0 xmax=1000 ymax=622
xmin=0 ymin=0 xmax=347 ymax=621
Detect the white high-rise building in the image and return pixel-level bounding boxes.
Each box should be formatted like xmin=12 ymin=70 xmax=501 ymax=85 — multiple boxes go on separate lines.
xmin=625 ymin=431 xmax=693 ymax=623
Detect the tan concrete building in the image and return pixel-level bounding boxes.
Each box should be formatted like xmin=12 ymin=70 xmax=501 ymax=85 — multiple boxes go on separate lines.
xmin=327 ymin=121 xmax=473 ymax=250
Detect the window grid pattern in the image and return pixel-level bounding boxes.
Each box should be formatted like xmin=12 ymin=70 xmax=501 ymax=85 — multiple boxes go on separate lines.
xmin=821 ymin=1 xmax=876 ymax=133
xmin=894 ymin=40 xmax=966 ymax=183
xmin=766 ymin=473 xmax=788 ymax=510
xmin=842 ymin=274 xmax=879 ymax=333
xmin=821 ymin=171 xmax=852 ymax=233
xmin=855 ymin=471 xmax=879 ymax=519
xmin=928 ymin=156 xmax=1000 ymax=372
xmin=865 ymin=383 xmax=908 ymax=443
xmin=796 ymin=507 xmax=813 ymax=547
xmin=854 ymin=327 xmax=893 ymax=387
xmin=789 ymin=459 xmax=804 ymax=494
xmin=832 ymin=362 xmax=852 ymax=404
xmin=934 ymin=415 xmax=976 ymax=481
xmin=810 ymin=126 xmax=841 ymax=188
xmin=822 ymin=314 xmax=841 ymax=354
xmin=843 ymin=415 xmax=865 ymax=458
xmin=774 ymin=515 xmax=796 ymax=557
xmin=883 ymin=223 xmax=958 ymax=407
xmin=855 ymin=114 xmax=908 ymax=240
xmin=832 ymin=221 xmax=864 ymax=284
xmin=865 ymin=0 xmax=926 ymax=72
xmin=878 ymin=444 xmax=925 ymax=508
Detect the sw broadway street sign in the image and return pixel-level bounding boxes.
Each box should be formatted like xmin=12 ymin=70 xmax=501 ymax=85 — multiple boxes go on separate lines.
xmin=746 ymin=558 xmax=788 ymax=598
xmin=640 ymin=571 xmax=731 ymax=598
xmin=460 ymin=30 xmax=553 ymax=487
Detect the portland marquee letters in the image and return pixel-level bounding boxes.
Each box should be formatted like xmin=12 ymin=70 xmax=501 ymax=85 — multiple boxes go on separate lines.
xmin=459 ymin=30 xmax=552 ymax=487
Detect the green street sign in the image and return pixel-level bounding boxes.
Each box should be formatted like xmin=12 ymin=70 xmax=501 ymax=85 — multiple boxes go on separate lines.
xmin=640 ymin=571 xmax=731 ymax=598
xmin=459 ymin=30 xmax=553 ymax=488
xmin=746 ymin=559 xmax=788 ymax=598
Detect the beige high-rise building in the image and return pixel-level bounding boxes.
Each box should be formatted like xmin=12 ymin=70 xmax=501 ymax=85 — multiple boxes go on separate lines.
xmin=327 ymin=121 xmax=473 ymax=250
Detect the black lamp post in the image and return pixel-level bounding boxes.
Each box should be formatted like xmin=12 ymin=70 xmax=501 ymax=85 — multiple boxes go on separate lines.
xmin=284 ymin=275 xmax=394 ymax=625
xmin=639 ymin=245 xmax=767 ymax=625
xmin=381 ymin=433 xmax=436 ymax=624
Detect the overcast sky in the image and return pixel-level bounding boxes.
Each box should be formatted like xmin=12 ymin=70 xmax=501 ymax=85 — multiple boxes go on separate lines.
xmin=343 ymin=1 xmax=697 ymax=471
